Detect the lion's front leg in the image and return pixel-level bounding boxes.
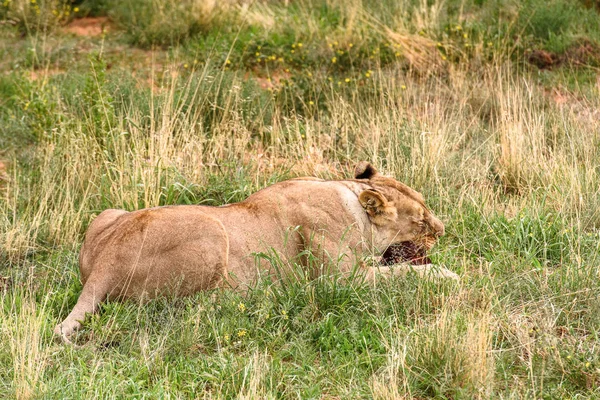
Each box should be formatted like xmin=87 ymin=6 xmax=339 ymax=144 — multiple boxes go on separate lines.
xmin=364 ymin=263 xmax=460 ymax=282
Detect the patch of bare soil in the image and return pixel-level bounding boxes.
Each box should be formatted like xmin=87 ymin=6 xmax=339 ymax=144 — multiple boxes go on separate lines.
xmin=0 ymin=159 xmax=8 ymax=196
xmin=543 ymin=86 xmax=600 ymax=127
xmin=527 ymin=40 xmax=600 ymax=69
xmin=548 ymin=88 xmax=569 ymax=105
xmin=0 ymin=160 xmax=7 ymax=182
xmin=564 ymin=41 xmax=600 ymax=67
xmin=29 ymin=68 xmax=64 ymax=81
xmin=63 ymin=17 xmax=111 ymax=37
xmin=253 ymin=70 xmax=292 ymax=90
xmin=527 ymin=49 xmax=560 ymax=69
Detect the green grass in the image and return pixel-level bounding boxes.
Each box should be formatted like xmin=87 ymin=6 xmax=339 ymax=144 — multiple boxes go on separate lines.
xmin=1 ymin=0 xmax=600 ymax=398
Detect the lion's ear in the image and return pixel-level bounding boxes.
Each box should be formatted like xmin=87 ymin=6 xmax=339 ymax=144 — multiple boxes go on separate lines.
xmin=354 ymin=162 xmax=378 ymax=180
xmin=359 ymin=190 xmax=396 ymax=220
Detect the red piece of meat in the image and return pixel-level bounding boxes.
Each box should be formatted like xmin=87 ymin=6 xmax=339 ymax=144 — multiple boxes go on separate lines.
xmin=380 ymin=241 xmax=431 ymax=266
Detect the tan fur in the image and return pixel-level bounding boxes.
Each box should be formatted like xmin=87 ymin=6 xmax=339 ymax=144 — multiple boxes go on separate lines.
xmin=55 ymin=162 xmax=457 ymax=343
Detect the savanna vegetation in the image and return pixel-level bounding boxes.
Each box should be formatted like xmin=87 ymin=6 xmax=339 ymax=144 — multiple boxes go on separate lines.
xmin=1 ymin=0 xmax=600 ymax=398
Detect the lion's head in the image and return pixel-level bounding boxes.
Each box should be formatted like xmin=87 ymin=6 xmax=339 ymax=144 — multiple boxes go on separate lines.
xmin=354 ymin=162 xmax=444 ymax=262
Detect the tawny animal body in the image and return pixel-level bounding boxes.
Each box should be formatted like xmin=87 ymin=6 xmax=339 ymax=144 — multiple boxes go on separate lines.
xmin=55 ymin=162 xmax=458 ymax=342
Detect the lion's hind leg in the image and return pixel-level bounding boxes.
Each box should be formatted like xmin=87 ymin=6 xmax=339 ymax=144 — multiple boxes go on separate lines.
xmin=54 ymin=274 xmax=111 ymax=344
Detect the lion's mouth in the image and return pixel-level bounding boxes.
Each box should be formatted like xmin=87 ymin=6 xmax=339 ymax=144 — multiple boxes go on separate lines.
xmin=380 ymin=241 xmax=431 ymax=266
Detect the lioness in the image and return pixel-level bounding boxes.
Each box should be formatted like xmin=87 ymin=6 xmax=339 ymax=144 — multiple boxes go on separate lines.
xmin=55 ymin=162 xmax=458 ymax=342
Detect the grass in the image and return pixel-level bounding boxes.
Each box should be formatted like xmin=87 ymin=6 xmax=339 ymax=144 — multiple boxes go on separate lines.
xmin=1 ymin=0 xmax=600 ymax=398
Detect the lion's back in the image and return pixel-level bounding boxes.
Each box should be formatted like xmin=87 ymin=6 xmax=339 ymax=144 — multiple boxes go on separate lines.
xmin=79 ymin=206 xmax=229 ymax=297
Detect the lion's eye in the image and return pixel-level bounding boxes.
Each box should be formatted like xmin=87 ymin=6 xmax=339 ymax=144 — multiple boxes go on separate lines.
xmin=410 ymin=217 xmax=425 ymax=226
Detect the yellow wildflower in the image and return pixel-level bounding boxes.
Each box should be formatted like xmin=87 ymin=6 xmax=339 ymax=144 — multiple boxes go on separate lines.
xmin=237 ymin=329 xmax=247 ymax=337
xmin=331 ymin=57 xmax=337 ymax=63
xmin=238 ymin=302 xmax=246 ymax=312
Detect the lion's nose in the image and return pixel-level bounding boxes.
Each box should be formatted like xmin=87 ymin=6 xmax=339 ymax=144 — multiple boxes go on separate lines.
xmin=427 ymin=214 xmax=445 ymax=237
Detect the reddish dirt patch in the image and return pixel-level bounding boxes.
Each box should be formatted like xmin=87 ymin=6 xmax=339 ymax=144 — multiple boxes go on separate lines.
xmin=548 ymin=88 xmax=569 ymax=105
xmin=253 ymin=70 xmax=292 ymax=90
xmin=64 ymin=17 xmax=111 ymax=37
xmin=29 ymin=68 xmax=64 ymax=81
xmin=0 ymin=160 xmax=8 ymax=183
xmin=527 ymin=41 xmax=600 ymax=69
xmin=527 ymin=50 xmax=559 ymax=69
